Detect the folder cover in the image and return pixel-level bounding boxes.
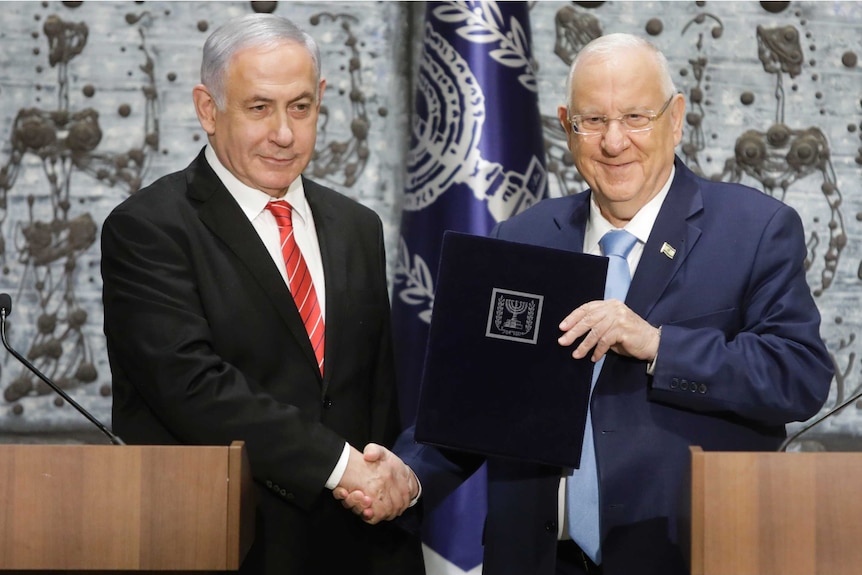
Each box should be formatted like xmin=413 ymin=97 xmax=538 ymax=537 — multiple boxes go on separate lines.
xmin=415 ymin=231 xmax=608 ymax=468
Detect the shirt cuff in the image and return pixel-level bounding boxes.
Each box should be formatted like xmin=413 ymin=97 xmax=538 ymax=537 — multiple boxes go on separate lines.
xmin=325 ymin=442 xmax=350 ymax=490
xmin=646 ymin=326 xmax=661 ymax=376
xmin=409 ymin=476 xmax=422 ymax=507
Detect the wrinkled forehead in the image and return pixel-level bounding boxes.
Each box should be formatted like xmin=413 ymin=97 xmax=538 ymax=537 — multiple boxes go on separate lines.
xmin=570 ymin=50 xmax=664 ymax=108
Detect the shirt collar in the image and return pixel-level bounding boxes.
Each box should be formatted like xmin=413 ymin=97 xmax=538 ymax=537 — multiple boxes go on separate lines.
xmin=204 ymin=145 xmax=310 ymax=224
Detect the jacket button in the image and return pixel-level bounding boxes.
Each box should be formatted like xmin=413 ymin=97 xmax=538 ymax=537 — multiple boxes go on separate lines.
xmin=544 ymin=521 xmax=557 ymax=532
xmin=680 ymin=380 xmax=689 ymax=391
xmin=670 ymin=378 xmax=678 ymax=389
xmin=323 ymin=396 xmax=333 ymax=409
xmin=285 ymin=492 xmax=295 ymax=500
xmin=699 ymin=383 xmax=708 ymax=394
xmin=266 ymin=480 xmax=273 ymax=488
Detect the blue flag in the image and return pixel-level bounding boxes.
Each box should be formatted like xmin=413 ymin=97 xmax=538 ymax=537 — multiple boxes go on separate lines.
xmin=392 ymin=2 xmax=547 ymax=571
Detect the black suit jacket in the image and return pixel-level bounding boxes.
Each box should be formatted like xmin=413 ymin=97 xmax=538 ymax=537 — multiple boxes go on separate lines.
xmin=102 ymin=149 xmax=423 ymax=574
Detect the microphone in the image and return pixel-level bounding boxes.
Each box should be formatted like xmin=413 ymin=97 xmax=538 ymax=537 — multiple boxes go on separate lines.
xmin=0 ymin=293 xmax=125 ymax=445
xmin=778 ymin=387 xmax=862 ymax=452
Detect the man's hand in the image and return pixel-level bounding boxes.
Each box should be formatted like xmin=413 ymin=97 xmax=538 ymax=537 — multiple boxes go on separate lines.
xmin=558 ymin=299 xmax=660 ymax=363
xmin=332 ymin=443 xmax=419 ymax=524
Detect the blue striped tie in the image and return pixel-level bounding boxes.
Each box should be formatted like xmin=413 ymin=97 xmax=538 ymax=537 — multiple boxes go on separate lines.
xmin=566 ymin=229 xmax=638 ymax=563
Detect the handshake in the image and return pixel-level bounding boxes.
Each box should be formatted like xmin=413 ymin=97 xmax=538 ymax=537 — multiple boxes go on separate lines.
xmin=333 ymin=443 xmax=419 ymax=524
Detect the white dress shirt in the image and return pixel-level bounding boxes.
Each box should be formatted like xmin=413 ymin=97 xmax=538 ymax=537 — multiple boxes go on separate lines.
xmin=559 ymin=166 xmax=675 ymax=539
xmin=204 ymin=146 xmax=349 ymax=489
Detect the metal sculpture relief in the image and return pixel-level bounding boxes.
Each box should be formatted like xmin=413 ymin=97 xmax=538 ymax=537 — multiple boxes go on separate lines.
xmin=678 ymin=9 xmax=724 ymax=175
xmin=0 ymin=10 xmax=159 ymax=414
xmin=307 ymin=12 xmax=371 ymax=189
xmin=720 ymin=24 xmax=845 ymax=297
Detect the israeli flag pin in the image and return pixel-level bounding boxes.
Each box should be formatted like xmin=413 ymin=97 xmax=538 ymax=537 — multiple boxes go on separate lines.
xmin=660 ymin=242 xmax=676 ymax=259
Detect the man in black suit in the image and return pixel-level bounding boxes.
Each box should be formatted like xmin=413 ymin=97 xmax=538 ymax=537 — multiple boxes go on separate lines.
xmin=101 ymin=13 xmax=423 ymax=575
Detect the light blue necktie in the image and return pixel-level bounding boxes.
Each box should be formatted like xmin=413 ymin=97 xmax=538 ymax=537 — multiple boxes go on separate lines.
xmin=566 ymin=229 xmax=638 ymax=563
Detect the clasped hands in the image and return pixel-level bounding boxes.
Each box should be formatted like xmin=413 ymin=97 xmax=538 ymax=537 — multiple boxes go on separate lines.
xmin=333 ymin=443 xmax=418 ymax=524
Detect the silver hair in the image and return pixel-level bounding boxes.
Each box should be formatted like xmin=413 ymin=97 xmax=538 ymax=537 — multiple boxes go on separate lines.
xmin=201 ymin=13 xmax=322 ymax=110
xmin=564 ymin=33 xmax=676 ymax=111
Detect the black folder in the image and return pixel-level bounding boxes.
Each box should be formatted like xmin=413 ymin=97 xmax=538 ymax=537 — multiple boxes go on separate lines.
xmin=415 ymin=231 xmax=608 ymax=469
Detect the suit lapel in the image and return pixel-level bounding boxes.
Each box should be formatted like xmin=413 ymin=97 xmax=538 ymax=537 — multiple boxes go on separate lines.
xmin=187 ymin=152 xmax=323 ymax=379
xmin=303 ymin=178 xmax=344 ymax=393
xmin=626 ymin=159 xmax=703 ymax=319
xmin=552 ymin=194 xmax=590 ymax=252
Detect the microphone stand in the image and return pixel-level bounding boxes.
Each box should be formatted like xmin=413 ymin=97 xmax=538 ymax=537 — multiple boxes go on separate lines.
xmin=0 ymin=308 xmax=125 ymax=446
xmin=778 ymin=388 xmax=862 ymax=452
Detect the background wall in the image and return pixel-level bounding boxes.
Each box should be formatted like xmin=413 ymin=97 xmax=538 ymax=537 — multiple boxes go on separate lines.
xmin=0 ymin=1 xmax=859 ymax=447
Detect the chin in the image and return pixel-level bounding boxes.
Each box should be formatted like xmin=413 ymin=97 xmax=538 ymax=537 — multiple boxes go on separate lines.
xmin=259 ymin=175 xmax=299 ymax=191
xmin=600 ymin=182 xmax=642 ymax=200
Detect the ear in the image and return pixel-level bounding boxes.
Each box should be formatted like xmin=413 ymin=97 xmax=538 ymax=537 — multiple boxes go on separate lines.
xmin=316 ymin=78 xmax=327 ymax=110
xmin=557 ymin=104 xmax=577 ymax=152
xmin=192 ymin=84 xmax=217 ymax=136
xmin=557 ymin=104 xmax=569 ymax=132
xmin=669 ymin=93 xmax=686 ymax=146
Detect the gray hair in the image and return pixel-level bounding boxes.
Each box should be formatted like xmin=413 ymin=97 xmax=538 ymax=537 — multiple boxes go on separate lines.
xmin=201 ymin=13 xmax=322 ymax=110
xmin=565 ymin=33 xmax=676 ymax=110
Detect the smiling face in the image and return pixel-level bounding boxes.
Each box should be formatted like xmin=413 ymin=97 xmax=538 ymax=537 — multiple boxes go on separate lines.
xmin=557 ymin=46 xmax=684 ymax=227
xmin=193 ymin=41 xmax=325 ymax=198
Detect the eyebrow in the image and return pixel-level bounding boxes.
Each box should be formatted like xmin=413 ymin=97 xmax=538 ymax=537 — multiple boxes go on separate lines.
xmin=574 ymin=103 xmax=656 ymax=113
xmin=243 ymin=90 xmax=316 ymax=105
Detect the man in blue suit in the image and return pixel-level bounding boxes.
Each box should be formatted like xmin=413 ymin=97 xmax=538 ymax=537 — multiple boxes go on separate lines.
xmin=339 ymin=33 xmax=833 ymax=575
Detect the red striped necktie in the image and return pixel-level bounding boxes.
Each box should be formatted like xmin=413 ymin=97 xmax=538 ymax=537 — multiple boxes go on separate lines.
xmin=266 ymin=201 xmax=325 ymax=376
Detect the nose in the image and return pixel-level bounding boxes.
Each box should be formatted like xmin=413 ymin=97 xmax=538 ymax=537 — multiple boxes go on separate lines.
xmin=600 ymin=119 xmax=630 ymax=155
xmin=270 ymin=111 xmax=295 ymax=147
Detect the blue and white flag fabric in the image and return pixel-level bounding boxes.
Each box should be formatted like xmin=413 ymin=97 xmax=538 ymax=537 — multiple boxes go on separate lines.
xmin=392 ymin=2 xmax=547 ymax=573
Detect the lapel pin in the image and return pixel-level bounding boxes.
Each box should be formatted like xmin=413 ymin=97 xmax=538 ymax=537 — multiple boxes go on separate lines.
xmin=660 ymin=242 xmax=676 ymax=259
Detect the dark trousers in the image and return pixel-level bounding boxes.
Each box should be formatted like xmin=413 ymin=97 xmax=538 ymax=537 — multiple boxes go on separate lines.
xmin=556 ymin=540 xmax=603 ymax=575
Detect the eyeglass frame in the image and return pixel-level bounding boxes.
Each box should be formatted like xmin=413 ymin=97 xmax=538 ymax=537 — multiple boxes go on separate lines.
xmin=567 ymin=94 xmax=675 ymax=137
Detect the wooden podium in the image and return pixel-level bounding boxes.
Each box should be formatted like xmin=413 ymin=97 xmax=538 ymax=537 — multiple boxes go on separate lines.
xmin=684 ymin=446 xmax=862 ymax=575
xmin=0 ymin=441 xmax=255 ymax=573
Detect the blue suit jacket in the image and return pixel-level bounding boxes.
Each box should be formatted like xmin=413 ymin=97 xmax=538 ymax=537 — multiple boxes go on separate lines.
xmin=399 ymin=157 xmax=833 ymax=575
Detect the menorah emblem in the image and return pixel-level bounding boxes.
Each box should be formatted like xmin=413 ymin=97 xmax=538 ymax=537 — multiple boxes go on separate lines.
xmin=502 ymin=299 xmax=529 ymax=330
xmin=486 ymin=288 xmax=543 ymax=344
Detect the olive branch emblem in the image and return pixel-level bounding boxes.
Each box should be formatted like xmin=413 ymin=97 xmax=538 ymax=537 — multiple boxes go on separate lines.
xmin=432 ymin=1 xmax=538 ymax=93
xmin=394 ymin=236 xmax=435 ymax=324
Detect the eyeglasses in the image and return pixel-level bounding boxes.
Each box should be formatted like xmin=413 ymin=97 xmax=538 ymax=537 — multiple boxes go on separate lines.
xmin=568 ymin=95 xmax=674 ymax=136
